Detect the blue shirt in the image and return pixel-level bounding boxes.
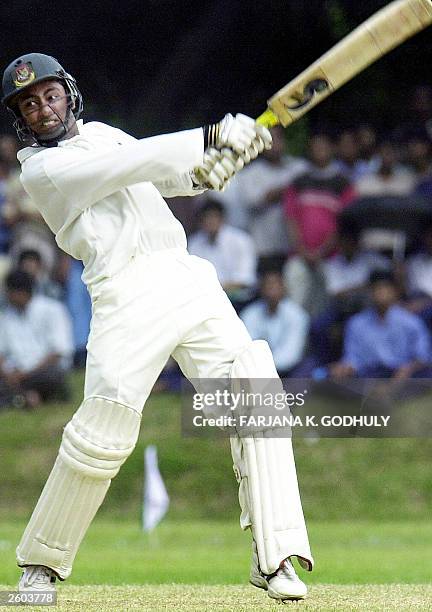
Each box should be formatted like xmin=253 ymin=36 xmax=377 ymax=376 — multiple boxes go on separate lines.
xmin=343 ymin=305 xmax=431 ymax=375
xmin=241 ymin=298 xmax=309 ymax=372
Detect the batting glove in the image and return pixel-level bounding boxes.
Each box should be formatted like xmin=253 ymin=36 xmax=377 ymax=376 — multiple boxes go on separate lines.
xmin=204 ymin=113 xmax=272 ymax=164
xmin=192 ymin=147 xmax=244 ymax=191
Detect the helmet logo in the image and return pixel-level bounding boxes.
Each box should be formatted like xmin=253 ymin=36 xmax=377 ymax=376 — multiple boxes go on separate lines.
xmin=13 ymin=63 xmax=36 ymax=88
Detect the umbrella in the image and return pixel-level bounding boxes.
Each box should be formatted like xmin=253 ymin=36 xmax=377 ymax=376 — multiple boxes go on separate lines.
xmin=340 ymin=195 xmax=432 ymax=235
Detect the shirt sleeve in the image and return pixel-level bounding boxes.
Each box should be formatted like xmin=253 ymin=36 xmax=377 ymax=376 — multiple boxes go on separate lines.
xmin=20 ymin=128 xmax=205 ymax=233
xmin=154 ymin=171 xmax=206 ymax=198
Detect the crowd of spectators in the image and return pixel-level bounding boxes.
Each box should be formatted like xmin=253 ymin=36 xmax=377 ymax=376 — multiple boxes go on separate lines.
xmin=0 ymin=134 xmax=91 ymax=408
xmin=185 ymin=86 xmax=432 ymax=390
xmin=2 ymin=85 xmax=432 ymax=407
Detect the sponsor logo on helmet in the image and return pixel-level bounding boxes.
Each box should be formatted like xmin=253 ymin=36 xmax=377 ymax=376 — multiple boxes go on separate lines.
xmin=13 ymin=63 xmax=36 ymax=88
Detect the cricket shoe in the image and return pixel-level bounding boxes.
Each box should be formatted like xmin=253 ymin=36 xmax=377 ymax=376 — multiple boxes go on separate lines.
xmin=249 ymin=541 xmax=307 ymax=601
xmin=18 ymin=566 xmax=57 ymax=593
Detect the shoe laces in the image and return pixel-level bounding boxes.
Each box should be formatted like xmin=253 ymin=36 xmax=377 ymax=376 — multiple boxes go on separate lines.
xmin=24 ymin=566 xmax=55 ymax=587
xmin=279 ymin=558 xmax=298 ymax=579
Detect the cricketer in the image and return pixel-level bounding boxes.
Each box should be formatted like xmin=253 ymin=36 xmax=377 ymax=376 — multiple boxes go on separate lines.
xmin=1 ymin=53 xmax=313 ymax=602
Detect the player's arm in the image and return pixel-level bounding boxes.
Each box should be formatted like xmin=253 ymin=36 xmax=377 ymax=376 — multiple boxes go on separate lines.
xmin=24 ymin=114 xmax=269 ymax=202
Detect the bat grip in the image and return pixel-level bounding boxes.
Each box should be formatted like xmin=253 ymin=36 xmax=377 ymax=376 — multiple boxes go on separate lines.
xmin=255 ymin=108 xmax=280 ymax=128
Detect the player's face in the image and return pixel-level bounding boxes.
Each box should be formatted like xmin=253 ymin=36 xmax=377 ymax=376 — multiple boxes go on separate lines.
xmin=16 ymin=80 xmax=69 ymax=137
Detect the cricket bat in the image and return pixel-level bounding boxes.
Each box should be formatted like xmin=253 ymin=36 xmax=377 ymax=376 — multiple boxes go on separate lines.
xmin=256 ymin=0 xmax=432 ymax=129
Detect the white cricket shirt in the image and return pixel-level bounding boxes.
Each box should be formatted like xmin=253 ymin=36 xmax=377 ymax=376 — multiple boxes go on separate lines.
xmin=17 ymin=120 xmax=205 ymax=294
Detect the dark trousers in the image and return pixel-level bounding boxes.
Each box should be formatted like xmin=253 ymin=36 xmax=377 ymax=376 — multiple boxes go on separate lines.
xmin=0 ymin=366 xmax=70 ymax=409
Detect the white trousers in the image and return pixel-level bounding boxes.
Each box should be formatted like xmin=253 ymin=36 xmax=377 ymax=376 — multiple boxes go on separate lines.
xmin=85 ymin=248 xmax=252 ymax=409
xmin=17 ymin=248 xmax=312 ymax=578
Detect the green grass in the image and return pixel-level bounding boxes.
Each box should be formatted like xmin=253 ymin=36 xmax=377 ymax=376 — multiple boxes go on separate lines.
xmin=1 ymin=520 xmax=431 ymax=586
xmin=0 ymin=371 xmax=431 ymax=522
xmin=0 ymin=584 xmax=431 ymax=612
xmin=1 ymin=520 xmax=432 ymax=610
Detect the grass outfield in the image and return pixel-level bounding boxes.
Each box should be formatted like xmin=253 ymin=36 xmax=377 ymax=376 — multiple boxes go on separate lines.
xmin=0 ymin=584 xmax=430 ymax=611
xmin=1 ymin=520 xmax=431 ymax=585
xmin=1 ymin=371 xmax=431 ymax=522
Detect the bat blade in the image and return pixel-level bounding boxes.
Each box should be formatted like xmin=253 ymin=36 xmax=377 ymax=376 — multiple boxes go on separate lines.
xmin=256 ymin=0 xmax=432 ymax=129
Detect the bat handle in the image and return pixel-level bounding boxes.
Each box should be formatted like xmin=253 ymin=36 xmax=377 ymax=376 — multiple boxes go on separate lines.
xmin=256 ymin=108 xmax=280 ymax=128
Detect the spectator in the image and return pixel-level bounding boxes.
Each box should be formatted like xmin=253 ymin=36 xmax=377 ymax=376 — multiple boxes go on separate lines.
xmin=393 ymin=85 xmax=432 ymax=143
xmin=323 ymin=224 xmax=390 ymax=301
xmin=405 ymin=129 xmax=432 ymax=181
xmin=330 ymin=270 xmax=432 ymax=380
xmin=188 ymin=200 xmax=257 ymax=307
xmin=355 ymin=140 xmax=415 ymax=197
xmin=215 ymin=125 xmax=308 ymax=265
xmin=356 ymin=124 xmax=379 ymax=171
xmin=64 ymin=258 xmax=92 ymax=368
xmin=405 ymin=223 xmax=432 ymax=329
xmin=1 ymin=153 xmax=58 ymax=272
xmin=0 ymin=270 xmax=73 ymax=409
xmin=17 ymin=249 xmax=63 ymax=300
xmin=283 ymin=133 xmax=356 ymax=316
xmin=240 ymin=270 xmax=309 ymax=377
xmin=335 ymin=129 xmax=371 ymax=181
xmin=311 ymin=223 xmax=390 ymax=364
xmin=0 ymin=158 xmax=12 ymax=257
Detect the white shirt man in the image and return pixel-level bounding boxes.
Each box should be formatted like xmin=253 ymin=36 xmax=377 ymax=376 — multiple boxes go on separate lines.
xmin=0 ymin=293 xmax=73 ymax=373
xmin=188 ymin=201 xmax=256 ymax=292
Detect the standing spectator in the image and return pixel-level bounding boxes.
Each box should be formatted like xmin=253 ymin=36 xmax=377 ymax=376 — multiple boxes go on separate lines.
xmin=188 ymin=200 xmax=257 ymax=307
xmin=17 ymin=249 xmax=63 ymax=300
xmin=283 ymin=133 xmax=356 ymax=316
xmin=240 ymin=270 xmax=309 ymax=377
xmin=355 ymin=140 xmax=415 ymax=197
xmin=0 ymin=270 xmax=73 ymax=408
xmin=221 ymin=125 xmax=309 ymax=265
xmin=330 ymin=270 xmax=431 ymax=380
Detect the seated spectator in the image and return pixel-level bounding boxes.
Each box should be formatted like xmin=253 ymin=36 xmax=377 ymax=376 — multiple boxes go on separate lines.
xmin=355 ymin=140 xmax=415 ymax=197
xmin=323 ymin=224 xmax=390 ymax=303
xmin=405 ymin=223 xmax=432 ymax=329
xmin=311 ymin=223 xmax=390 ymax=364
xmin=335 ymin=129 xmax=371 ymax=181
xmin=405 ymin=128 xmax=432 ymax=182
xmin=283 ymin=133 xmax=356 ymax=316
xmin=1 ymin=158 xmax=58 ymax=273
xmin=17 ymin=249 xmax=63 ymax=300
xmin=0 ymin=271 xmax=73 ymax=409
xmin=329 ymin=270 xmax=431 ymax=380
xmin=240 ymin=270 xmax=309 ymax=377
xmin=0 ymin=157 xmax=12 ymax=257
xmin=356 ymin=124 xmax=380 ymax=172
xmin=64 ymin=257 xmax=92 ymax=368
xmin=188 ymin=200 xmax=257 ymax=307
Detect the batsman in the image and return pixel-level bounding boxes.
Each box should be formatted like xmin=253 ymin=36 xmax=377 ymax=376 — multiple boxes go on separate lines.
xmin=2 ymin=52 xmax=313 ymax=602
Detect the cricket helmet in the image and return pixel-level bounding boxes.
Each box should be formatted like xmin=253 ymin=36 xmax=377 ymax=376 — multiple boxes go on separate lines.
xmin=2 ymin=52 xmax=83 ymax=145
